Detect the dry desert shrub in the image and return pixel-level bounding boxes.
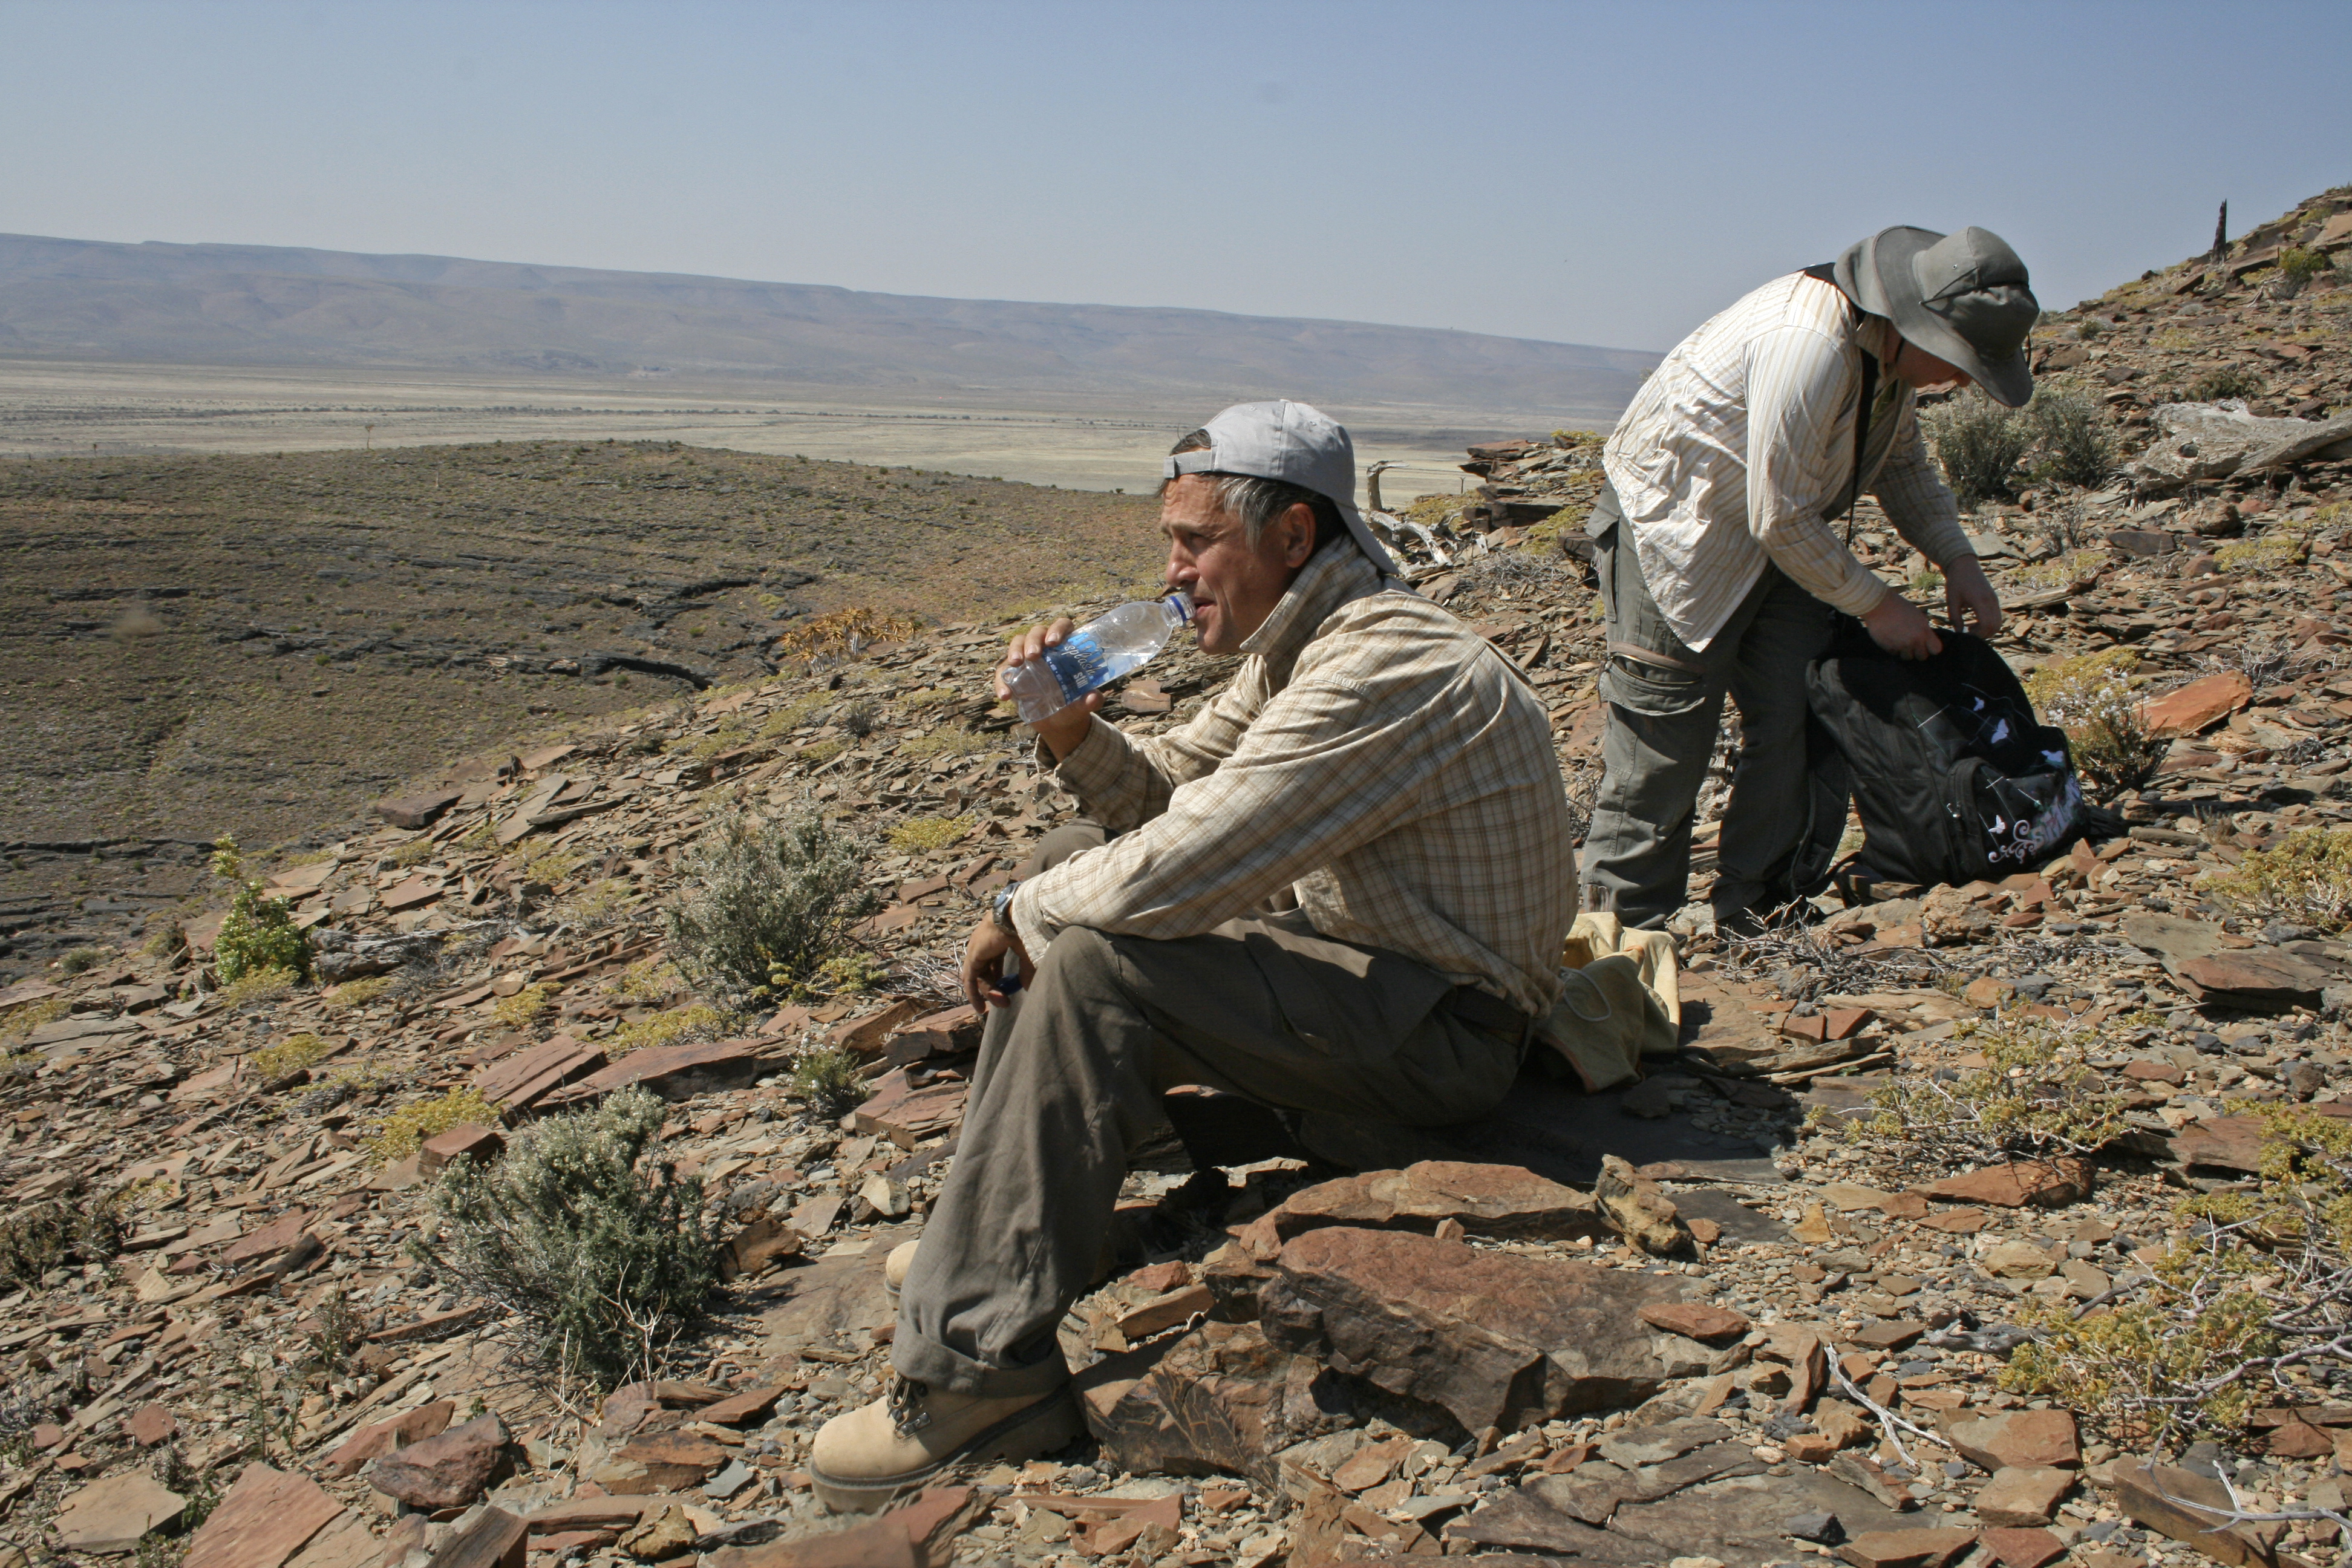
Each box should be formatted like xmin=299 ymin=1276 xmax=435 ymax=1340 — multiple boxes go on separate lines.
xmin=665 ymin=813 xmax=881 ymax=1003
xmin=2023 ymin=650 xmax=2167 ymax=800
xmin=2212 ymin=826 xmax=2352 ymax=930
xmin=414 ymin=1085 xmax=713 ymax=1391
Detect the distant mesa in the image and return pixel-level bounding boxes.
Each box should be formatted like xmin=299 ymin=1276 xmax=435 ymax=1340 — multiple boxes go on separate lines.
xmin=0 ymin=232 xmax=1657 ymax=418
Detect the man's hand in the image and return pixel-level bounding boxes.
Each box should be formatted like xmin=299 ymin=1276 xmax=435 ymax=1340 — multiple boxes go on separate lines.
xmin=962 ymin=915 xmax=1033 ymax=1016
xmin=1944 ymin=556 xmax=2005 ymax=638
xmin=1862 ymin=590 xmax=1944 ymax=661
xmin=998 ymin=617 xmax=1103 ymax=761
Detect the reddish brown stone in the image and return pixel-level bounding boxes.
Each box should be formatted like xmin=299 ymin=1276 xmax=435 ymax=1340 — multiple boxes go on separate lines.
xmin=1838 ymin=1529 xmax=1979 ymax=1568
xmin=368 ymin=1413 xmax=509 ymax=1509
xmin=2146 ymin=671 xmax=2252 ymax=737
xmin=123 ymin=1401 xmax=177 ymax=1446
xmin=701 ymin=1485 xmax=977 ymax=1567
xmin=2122 ymin=1060 xmax=2186 ymax=1085
xmin=52 ymin=1471 xmax=188 ymax=1555
xmin=182 ymin=1463 xmax=345 ymax=1568
xmin=1976 ymin=1466 xmax=2074 ymax=1527
xmin=473 ymin=1035 xmax=606 ymax=1111
xmin=433 ymin=1506 xmax=528 ymax=1568
xmin=699 ymin=1383 xmax=788 ymax=1426
xmin=1942 ymin=1409 xmax=2079 ymax=1472
xmin=592 ymin=1429 xmax=729 ymax=1494
xmin=2178 ymin=949 xmax=2328 ymax=1008
xmin=419 ymin=1121 xmax=504 ymax=1174
xmin=2267 ymin=1419 xmax=2334 ymax=1457
xmin=1636 ymin=1301 xmax=1750 ymax=1341
xmin=374 ymin=789 xmax=463 ymax=829
xmin=1913 ymin=1160 xmax=2091 ymax=1209
xmin=322 ymin=1399 xmax=454 ymax=1478
xmin=221 ymin=1208 xmax=308 ymax=1267
xmin=1081 ymin=1319 xmax=1355 ymax=1494
xmin=543 ymin=1036 xmax=766 ymax=1108
xmin=1979 ymin=1527 xmax=2066 ymax=1568
xmin=1259 ymin=1227 xmax=1681 ymax=1433
xmin=1236 ymin=1160 xmax=1603 ymax=1259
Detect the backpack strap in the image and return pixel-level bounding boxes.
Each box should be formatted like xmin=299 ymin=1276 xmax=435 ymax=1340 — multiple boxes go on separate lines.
xmin=1802 ymin=262 xmax=1878 ymax=543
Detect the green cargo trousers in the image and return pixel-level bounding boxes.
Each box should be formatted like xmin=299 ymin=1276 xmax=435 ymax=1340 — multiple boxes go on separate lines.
xmin=1577 ymin=488 xmax=1836 ymax=930
xmin=892 ymin=823 xmax=1529 ymax=1398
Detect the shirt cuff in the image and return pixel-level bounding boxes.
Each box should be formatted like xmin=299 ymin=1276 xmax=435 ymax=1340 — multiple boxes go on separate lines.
xmin=1047 ymin=713 xmax=1128 ymax=797
xmin=1007 ymin=877 xmax=1054 ymax=959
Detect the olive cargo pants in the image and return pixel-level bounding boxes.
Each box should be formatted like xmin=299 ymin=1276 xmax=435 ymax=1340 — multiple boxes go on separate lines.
xmin=1576 ymin=492 xmax=1835 ymax=930
xmin=892 ymin=824 xmax=1529 ymax=1398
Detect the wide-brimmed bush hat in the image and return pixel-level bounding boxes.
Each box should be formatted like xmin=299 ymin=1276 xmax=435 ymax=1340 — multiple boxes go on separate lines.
xmin=1834 ymin=226 xmax=2040 ymax=407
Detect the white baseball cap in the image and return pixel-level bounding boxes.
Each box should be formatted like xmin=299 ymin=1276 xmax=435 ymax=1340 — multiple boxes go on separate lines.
xmin=1162 ymin=399 xmax=1399 ymax=577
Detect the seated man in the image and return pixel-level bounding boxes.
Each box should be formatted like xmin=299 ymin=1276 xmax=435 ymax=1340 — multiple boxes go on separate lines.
xmin=809 ymin=399 xmax=1577 ymax=1511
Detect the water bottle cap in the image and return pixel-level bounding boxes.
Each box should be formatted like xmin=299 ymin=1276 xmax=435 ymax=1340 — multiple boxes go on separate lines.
xmin=1165 ymin=590 xmax=1195 ymax=624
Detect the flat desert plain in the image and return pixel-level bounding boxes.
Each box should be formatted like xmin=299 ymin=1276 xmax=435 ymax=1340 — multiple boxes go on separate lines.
xmin=0 ymin=359 xmax=1542 ymax=505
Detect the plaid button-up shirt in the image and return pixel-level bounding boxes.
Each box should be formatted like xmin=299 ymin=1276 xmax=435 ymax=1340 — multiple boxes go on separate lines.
xmin=1008 ymin=544 xmax=1576 ymax=1019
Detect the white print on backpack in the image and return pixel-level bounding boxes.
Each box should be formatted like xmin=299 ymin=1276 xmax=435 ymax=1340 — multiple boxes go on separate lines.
xmin=1982 ymin=772 xmax=2083 ymax=868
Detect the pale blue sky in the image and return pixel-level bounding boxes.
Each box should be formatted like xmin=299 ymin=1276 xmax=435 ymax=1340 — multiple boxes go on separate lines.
xmin=6 ymin=0 xmax=2348 ymax=352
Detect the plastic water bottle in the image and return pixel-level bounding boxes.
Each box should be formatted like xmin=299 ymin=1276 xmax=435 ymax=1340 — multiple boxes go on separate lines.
xmin=1002 ymin=592 xmax=1193 ymax=724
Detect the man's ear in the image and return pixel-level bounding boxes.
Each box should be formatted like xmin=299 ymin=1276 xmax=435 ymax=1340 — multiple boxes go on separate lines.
xmin=1279 ymin=501 xmax=1318 ymax=568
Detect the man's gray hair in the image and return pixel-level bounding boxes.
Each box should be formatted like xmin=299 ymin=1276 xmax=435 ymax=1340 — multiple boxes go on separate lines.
xmin=1164 ymin=429 xmax=1345 ymax=552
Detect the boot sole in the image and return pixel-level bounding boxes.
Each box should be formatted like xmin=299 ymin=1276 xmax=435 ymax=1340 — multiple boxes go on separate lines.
xmin=808 ymin=1388 xmax=1083 ymax=1514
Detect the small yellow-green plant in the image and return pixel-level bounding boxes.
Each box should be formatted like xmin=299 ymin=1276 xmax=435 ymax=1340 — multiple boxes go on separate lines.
xmin=2024 ymin=649 xmax=2166 ymax=800
xmin=609 ymin=957 xmax=684 ymax=1003
xmin=388 ymin=838 xmax=437 ymax=869
xmin=605 ymin=1002 xmax=725 ymax=1056
xmin=56 ymin=946 xmax=110 ymax=975
xmin=2281 ymin=247 xmax=2336 ymax=286
xmin=778 ymin=951 xmax=886 ymax=1002
xmin=1550 ymin=428 xmax=1606 ymax=449
xmin=2192 ymin=364 xmax=2267 ymax=403
xmin=2005 ymin=1108 xmax=2352 ymax=1444
xmin=221 ymin=967 xmax=296 ymax=1008
xmin=887 ymin=814 xmax=973 ymax=852
xmin=210 ymin=836 xmax=311 ymax=984
xmin=1824 ymin=1018 xmax=2123 ymax=1183
xmin=1909 ymin=566 xmax=1945 ymax=599
xmin=787 ymin=1047 xmax=868 ymax=1120
xmin=799 ymin=737 xmax=850 ymax=766
xmin=517 ymin=845 xmax=584 ymax=886
xmin=370 ymin=1086 xmax=503 ymax=1163
xmin=901 ymin=728 xmax=990 ymax=762
xmin=249 ymin=1033 xmax=336 ymax=1083
xmin=0 ymin=997 xmax=69 ymax=1051
xmin=555 ymin=878 xmax=635 ymax=929
xmin=458 ymin=821 xmax=497 ymax=852
xmin=2212 ymin=825 xmax=2352 ymax=929
xmin=759 ymin=690 xmax=834 ymax=736
xmin=2215 ymin=531 xmax=2306 ymax=572
xmin=2017 ymin=547 xmax=2106 ymax=590
xmin=494 ymin=984 xmax=554 ymax=1031
xmin=140 ymin=918 xmax=186 ymax=961
xmin=322 ymin=975 xmax=396 ymax=1011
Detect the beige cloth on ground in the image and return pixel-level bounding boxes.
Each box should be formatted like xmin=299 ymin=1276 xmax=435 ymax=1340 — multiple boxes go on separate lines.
xmin=1537 ymin=912 xmax=1685 ymax=1092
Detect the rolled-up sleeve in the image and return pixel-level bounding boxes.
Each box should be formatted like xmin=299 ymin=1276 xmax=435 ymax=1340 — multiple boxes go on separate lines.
xmin=1744 ymin=325 xmax=1893 ymax=620
xmin=1010 ymin=662 xmax=1464 ymax=955
xmin=1870 ymin=414 xmax=1975 ymax=569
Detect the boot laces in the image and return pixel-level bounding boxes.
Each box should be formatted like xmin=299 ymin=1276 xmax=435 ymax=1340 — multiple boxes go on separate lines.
xmin=886 ymin=1373 xmax=932 ymax=1437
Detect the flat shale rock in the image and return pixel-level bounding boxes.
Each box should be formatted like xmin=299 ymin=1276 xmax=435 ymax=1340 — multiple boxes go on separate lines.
xmin=181 ymin=1463 xmax=346 ymax=1568
xmin=1941 ymin=1409 xmax=2079 ymax=1472
xmin=324 ymin=1398 xmax=456 ymax=1476
xmin=755 ymin=1246 xmax=897 ymax=1345
xmin=51 ymin=1469 xmax=187 ymax=1553
xmin=1236 ymin=1160 xmax=1604 ymax=1259
xmin=1912 ymin=1160 xmax=2090 ymax=1209
xmin=1975 ymin=1466 xmax=2074 ymax=1527
xmin=1837 ymin=1528 xmax=1980 ymax=1568
xmin=592 ymin=1429 xmax=730 ymax=1493
xmin=1081 ymin=1319 xmax=1354 ymax=1493
xmin=367 ymin=1413 xmax=509 ymax=1509
xmin=1259 ymin=1227 xmax=1682 ymax=1432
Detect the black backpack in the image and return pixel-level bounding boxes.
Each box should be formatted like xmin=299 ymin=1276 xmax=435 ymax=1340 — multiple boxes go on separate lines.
xmin=1806 ymin=624 xmax=2110 ymax=887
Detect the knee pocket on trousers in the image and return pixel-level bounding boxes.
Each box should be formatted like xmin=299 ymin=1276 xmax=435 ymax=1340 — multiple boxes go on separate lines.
xmin=1600 ymin=654 xmax=1711 ymax=718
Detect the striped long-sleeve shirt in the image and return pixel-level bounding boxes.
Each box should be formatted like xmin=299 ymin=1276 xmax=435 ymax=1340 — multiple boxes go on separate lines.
xmin=1602 ymin=269 xmax=1978 ymax=652
xmin=1007 ymin=543 xmax=1576 ymax=1019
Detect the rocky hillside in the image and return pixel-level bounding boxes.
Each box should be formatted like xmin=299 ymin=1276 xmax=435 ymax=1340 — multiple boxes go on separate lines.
xmin=0 ymin=441 xmax=1160 ymax=982
xmin=7 ymin=194 xmax=2352 ymax=1568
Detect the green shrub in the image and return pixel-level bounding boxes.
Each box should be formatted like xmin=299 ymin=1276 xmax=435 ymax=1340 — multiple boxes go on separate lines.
xmin=415 ymin=1085 xmax=713 ymax=1390
xmin=2026 ymin=390 xmax=2115 ymax=489
xmin=0 ymin=1181 xmax=125 ymax=1287
xmin=887 ymin=814 xmax=972 ymax=852
xmin=2280 ymin=247 xmax=2335 ymax=286
xmin=209 ymin=837 xmax=311 ymax=984
xmin=249 ymin=1033 xmax=335 ymax=1084
xmin=1925 ymin=390 xmax=2033 ymax=507
xmin=788 ymin=1048 xmax=868 ymax=1121
xmin=2024 ymin=650 xmax=2167 ymax=802
xmin=2212 ymin=826 xmax=2352 ymax=929
xmin=2191 ymin=364 xmax=2265 ymax=402
xmin=665 ymin=813 xmax=881 ymax=1002
xmin=56 ymin=946 xmax=109 ymax=975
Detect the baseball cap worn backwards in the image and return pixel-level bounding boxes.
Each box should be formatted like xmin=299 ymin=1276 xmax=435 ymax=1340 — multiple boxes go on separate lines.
xmin=1163 ymin=399 xmax=1400 ymax=577
xmin=1834 ymin=226 xmax=2040 ymax=408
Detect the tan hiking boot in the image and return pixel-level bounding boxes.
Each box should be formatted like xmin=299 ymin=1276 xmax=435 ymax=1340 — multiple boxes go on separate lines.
xmin=808 ymin=1373 xmax=1080 ymax=1513
xmin=881 ymin=1238 xmax=921 ymax=1307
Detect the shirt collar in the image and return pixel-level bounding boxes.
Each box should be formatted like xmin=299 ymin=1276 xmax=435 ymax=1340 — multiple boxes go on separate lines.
xmin=1238 ymin=542 xmax=1385 ymax=666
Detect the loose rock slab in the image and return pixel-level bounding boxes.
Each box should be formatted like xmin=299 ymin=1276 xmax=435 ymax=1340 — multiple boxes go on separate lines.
xmin=51 ymin=1469 xmax=187 ymax=1554
xmin=1259 ymin=1226 xmax=1683 ymax=1432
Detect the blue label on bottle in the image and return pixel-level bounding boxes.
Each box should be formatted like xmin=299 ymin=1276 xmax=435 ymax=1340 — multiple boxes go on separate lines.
xmin=1042 ymin=632 xmax=1111 ymax=704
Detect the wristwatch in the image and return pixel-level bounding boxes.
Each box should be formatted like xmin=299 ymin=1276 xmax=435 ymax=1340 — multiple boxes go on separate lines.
xmin=991 ymin=880 xmax=1021 ymax=934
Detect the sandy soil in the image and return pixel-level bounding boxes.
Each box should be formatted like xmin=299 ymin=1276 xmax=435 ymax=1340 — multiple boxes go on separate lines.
xmin=0 ymin=359 xmax=1553 ymax=505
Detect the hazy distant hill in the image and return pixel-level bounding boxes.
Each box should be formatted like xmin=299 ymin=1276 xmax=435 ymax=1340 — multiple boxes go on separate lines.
xmin=0 ymin=233 xmax=1657 ymax=418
